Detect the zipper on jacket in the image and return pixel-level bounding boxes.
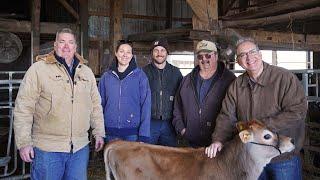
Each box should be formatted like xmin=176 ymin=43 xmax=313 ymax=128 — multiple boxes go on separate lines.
xmin=190 ymin=77 xmax=201 ymax=116
xmin=58 ymin=62 xmax=75 ymax=153
xmin=158 ymin=69 xmax=163 ymax=119
xmin=118 ymin=81 xmax=122 ymax=128
xmin=111 ymin=70 xmax=134 ymax=128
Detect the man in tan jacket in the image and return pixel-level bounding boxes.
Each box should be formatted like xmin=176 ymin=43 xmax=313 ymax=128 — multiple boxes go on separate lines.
xmin=205 ymin=38 xmax=307 ymax=180
xmin=14 ymin=28 xmax=105 ymax=180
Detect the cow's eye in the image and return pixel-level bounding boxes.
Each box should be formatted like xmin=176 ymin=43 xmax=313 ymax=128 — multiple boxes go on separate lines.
xmin=264 ymin=134 xmax=272 ymax=140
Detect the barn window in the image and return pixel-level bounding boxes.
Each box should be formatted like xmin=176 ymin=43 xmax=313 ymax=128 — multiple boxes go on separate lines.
xmin=167 ymin=53 xmax=194 ymax=76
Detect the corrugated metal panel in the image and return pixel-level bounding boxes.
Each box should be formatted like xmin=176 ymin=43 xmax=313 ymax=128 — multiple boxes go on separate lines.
xmin=88 ymin=0 xmax=192 ymax=39
xmin=122 ymin=18 xmax=166 ymax=37
xmin=89 ymin=16 xmax=109 ymax=39
xmin=124 ymin=0 xmax=166 ymax=16
xmin=172 ymin=0 xmax=192 ymax=18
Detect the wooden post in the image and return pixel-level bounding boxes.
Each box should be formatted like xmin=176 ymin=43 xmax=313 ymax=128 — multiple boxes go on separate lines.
xmin=166 ymin=0 xmax=173 ymax=29
xmin=187 ymin=0 xmax=218 ymax=65
xmin=109 ymin=0 xmax=124 ymax=55
xmin=79 ymin=0 xmax=89 ymax=59
xmin=31 ymin=0 xmax=41 ymax=64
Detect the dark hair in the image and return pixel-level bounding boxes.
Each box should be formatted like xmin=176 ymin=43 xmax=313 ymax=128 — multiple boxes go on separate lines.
xmin=116 ymin=39 xmax=133 ymax=52
xmin=55 ymin=28 xmax=77 ymax=44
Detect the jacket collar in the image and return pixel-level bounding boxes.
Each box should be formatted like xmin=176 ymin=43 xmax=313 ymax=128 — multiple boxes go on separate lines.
xmin=35 ymin=51 xmax=88 ymax=64
xmin=240 ymin=61 xmax=270 ymax=87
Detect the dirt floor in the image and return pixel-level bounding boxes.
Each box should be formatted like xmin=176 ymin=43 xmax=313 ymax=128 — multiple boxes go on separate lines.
xmin=88 ymin=151 xmax=106 ymax=180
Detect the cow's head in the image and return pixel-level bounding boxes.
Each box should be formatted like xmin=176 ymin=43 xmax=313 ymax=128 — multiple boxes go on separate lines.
xmin=236 ymin=120 xmax=295 ymax=159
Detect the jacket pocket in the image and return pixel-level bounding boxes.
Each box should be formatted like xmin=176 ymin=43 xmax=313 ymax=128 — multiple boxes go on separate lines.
xmin=76 ymin=75 xmax=91 ymax=93
xmin=42 ymin=74 xmax=66 ymax=118
xmin=125 ymin=112 xmax=139 ymax=127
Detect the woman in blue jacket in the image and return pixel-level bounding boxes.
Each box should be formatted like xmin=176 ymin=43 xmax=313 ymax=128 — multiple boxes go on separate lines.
xmin=98 ymin=40 xmax=151 ymax=142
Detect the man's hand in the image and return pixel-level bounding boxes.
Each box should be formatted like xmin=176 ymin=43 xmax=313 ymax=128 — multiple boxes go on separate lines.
xmin=205 ymin=141 xmax=223 ymax=158
xmin=19 ymin=145 xmax=34 ymax=162
xmin=181 ymin=128 xmax=186 ymax=136
xmin=95 ymin=136 xmax=104 ymax=152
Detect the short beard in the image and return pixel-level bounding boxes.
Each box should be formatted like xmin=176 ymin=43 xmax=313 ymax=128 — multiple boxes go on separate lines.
xmin=153 ymin=57 xmax=166 ymax=65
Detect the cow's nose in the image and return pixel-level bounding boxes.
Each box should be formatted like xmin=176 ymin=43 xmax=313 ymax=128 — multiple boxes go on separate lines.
xmin=290 ymin=138 xmax=295 ymax=145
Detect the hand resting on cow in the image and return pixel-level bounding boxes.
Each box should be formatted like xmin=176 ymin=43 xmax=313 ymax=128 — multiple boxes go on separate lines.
xmin=104 ymin=120 xmax=294 ymax=180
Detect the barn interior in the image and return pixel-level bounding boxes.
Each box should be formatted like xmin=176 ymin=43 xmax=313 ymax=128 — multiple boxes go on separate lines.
xmin=0 ymin=0 xmax=320 ymax=179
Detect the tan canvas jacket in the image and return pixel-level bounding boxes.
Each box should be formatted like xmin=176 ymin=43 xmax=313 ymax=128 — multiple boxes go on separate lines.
xmin=14 ymin=51 xmax=105 ymax=153
xmin=212 ymin=62 xmax=307 ymax=161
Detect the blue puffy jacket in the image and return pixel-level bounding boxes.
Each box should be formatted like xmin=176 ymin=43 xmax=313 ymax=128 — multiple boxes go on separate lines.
xmin=98 ymin=65 xmax=151 ymax=142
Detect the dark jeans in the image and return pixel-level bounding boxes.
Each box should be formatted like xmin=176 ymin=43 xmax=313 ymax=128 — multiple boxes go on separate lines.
xmin=104 ymin=134 xmax=138 ymax=143
xmin=31 ymin=145 xmax=89 ymax=180
xmin=149 ymin=119 xmax=177 ymax=147
xmin=258 ymin=155 xmax=302 ymax=180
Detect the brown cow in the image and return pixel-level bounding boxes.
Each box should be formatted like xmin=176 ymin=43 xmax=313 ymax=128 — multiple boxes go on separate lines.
xmin=104 ymin=120 xmax=295 ymax=180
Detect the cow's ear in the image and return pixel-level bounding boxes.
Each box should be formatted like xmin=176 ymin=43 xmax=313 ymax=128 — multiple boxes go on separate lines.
xmin=236 ymin=121 xmax=247 ymax=132
xmin=239 ymin=130 xmax=253 ymax=143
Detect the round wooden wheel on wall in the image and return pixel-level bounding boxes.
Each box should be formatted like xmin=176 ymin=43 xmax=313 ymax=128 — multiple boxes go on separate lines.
xmin=0 ymin=32 xmax=23 ymax=64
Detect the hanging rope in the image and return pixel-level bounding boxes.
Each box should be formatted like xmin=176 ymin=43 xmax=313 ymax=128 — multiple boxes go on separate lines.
xmin=286 ymin=15 xmax=295 ymax=50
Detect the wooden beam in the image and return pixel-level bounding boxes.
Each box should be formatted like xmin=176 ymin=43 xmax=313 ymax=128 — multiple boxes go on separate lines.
xmin=79 ymin=0 xmax=89 ymax=59
xmin=222 ymin=0 xmax=237 ymax=15
xmin=221 ymin=0 xmax=320 ymax=20
xmin=188 ymin=0 xmax=218 ymax=65
xmin=187 ymin=0 xmax=218 ymax=23
xmin=57 ymin=0 xmax=79 ymax=21
xmin=31 ymin=0 xmax=41 ymax=64
xmin=88 ymin=11 xmax=192 ymax=22
xmin=222 ymin=7 xmax=320 ymax=28
xmin=0 ymin=19 xmax=77 ymax=34
xmin=128 ymin=28 xmax=190 ymax=42
xmin=188 ymin=28 xmax=320 ymax=50
xmin=109 ymin=0 xmax=123 ymax=54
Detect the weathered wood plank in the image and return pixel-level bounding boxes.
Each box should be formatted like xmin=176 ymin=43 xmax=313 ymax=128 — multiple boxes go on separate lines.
xmin=57 ymin=0 xmax=79 ymax=21
xmin=79 ymin=0 xmax=89 ymax=59
xmin=222 ymin=0 xmax=320 ymax=20
xmin=222 ymin=7 xmax=320 ymax=28
xmin=189 ymin=28 xmax=320 ymax=50
xmin=31 ymin=0 xmax=41 ymax=64
xmin=0 ymin=19 xmax=77 ymax=34
xmin=109 ymin=0 xmax=123 ymax=54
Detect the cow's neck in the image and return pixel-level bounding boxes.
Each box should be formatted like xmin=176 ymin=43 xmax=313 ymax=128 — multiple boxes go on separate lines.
xmin=219 ymin=137 xmax=267 ymax=180
xmin=245 ymin=143 xmax=275 ymax=180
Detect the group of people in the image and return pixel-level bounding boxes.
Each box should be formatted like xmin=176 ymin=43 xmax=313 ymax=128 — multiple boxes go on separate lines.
xmin=13 ymin=27 xmax=307 ymax=180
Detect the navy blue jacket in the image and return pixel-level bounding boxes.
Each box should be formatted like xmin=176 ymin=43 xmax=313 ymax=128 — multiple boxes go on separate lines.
xmin=98 ymin=60 xmax=151 ymax=142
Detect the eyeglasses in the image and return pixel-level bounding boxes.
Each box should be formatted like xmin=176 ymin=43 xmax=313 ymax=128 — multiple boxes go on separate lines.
xmin=236 ymin=49 xmax=259 ymax=60
xmin=197 ymin=53 xmax=215 ymax=60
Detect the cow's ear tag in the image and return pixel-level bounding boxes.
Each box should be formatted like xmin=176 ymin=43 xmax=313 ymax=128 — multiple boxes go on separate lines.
xmin=239 ymin=130 xmax=253 ymax=143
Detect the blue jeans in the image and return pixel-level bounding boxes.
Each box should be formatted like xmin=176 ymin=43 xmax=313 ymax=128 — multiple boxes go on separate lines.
xmin=31 ymin=145 xmax=89 ymax=180
xmin=258 ymin=155 xmax=302 ymax=180
xmin=149 ymin=119 xmax=177 ymax=147
xmin=105 ymin=134 xmax=138 ymax=143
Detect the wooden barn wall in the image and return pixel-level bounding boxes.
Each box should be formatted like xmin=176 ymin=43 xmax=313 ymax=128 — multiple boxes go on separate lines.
xmin=88 ymin=0 xmax=192 ymax=75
